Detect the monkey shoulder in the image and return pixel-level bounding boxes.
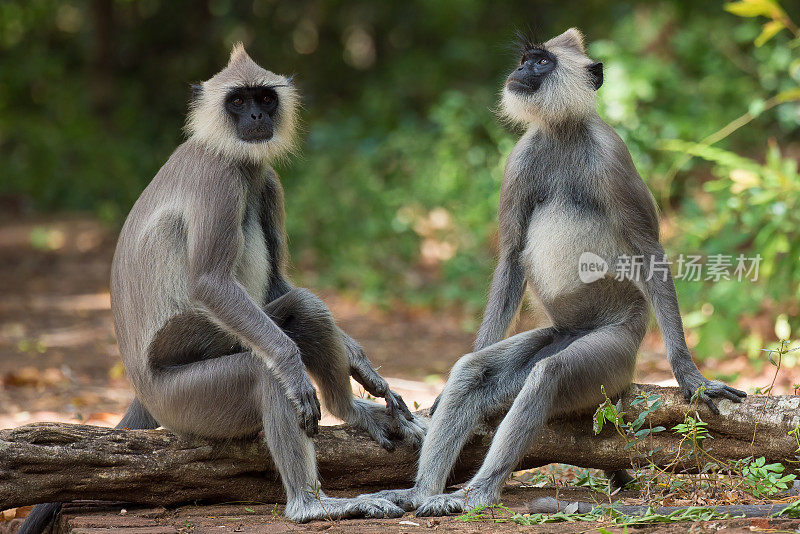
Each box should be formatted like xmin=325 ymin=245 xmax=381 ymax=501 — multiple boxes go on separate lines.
xmin=123 ymin=142 xmax=253 ymax=261
xmin=588 ymin=120 xmax=660 ymax=241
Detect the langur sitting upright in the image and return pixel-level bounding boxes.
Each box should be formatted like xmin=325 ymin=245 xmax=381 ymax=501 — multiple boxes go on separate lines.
xmin=364 ymin=28 xmax=746 ymax=517
xmin=20 ymin=45 xmax=424 ymax=533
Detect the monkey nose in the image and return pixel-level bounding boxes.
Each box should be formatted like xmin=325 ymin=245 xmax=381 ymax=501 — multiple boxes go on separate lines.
xmin=251 ymin=113 xmax=263 ymax=120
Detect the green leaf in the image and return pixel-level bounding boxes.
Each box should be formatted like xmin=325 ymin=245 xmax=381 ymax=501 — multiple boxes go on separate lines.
xmin=724 ymin=0 xmax=778 ymax=18
xmin=593 ymin=407 xmax=605 ymax=434
xmin=754 ymin=20 xmax=784 ymax=46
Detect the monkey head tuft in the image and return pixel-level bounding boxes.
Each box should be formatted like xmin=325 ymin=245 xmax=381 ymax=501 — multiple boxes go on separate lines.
xmin=500 ymin=27 xmax=603 ymax=129
xmin=185 ymin=43 xmax=299 ymax=166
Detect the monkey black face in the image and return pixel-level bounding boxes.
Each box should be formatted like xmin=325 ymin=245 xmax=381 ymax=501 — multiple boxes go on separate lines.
xmin=506 ymin=48 xmax=557 ymax=94
xmin=224 ymin=86 xmax=279 ymax=143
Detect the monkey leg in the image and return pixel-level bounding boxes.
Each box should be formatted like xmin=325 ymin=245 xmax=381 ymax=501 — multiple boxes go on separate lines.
xmin=265 ymin=288 xmax=425 ymax=450
xmin=142 ymin=348 xmax=403 ymax=521
xmin=258 ymin=363 xmax=404 ymax=522
xmin=415 ymin=320 xmax=643 ymax=517
xmin=364 ymin=326 xmax=560 ymax=511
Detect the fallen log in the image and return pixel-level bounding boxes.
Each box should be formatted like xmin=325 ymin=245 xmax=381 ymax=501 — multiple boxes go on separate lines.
xmin=2 ymin=384 xmax=798 ymax=510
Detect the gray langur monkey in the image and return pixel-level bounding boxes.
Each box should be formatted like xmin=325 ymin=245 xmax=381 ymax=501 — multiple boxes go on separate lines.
xmin=20 ymin=44 xmax=423 ymax=532
xmin=364 ymin=28 xmax=746 ymax=517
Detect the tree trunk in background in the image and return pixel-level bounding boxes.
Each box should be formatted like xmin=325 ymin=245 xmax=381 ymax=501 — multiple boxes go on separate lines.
xmin=1 ymin=385 xmax=798 ymax=510
xmin=90 ymin=0 xmax=114 ymax=119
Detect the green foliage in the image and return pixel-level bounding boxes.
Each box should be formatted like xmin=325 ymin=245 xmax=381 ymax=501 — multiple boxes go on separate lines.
xmin=739 ymin=456 xmax=797 ymax=497
xmin=776 ymin=498 xmax=800 ymax=518
xmin=594 ymin=387 xmax=666 ymax=455
xmin=672 ymin=415 xmax=712 ymax=446
xmin=284 ymin=89 xmax=508 ymax=309
xmin=456 ymin=502 xmax=735 ymax=526
xmin=572 ymin=469 xmax=612 ymax=492
xmin=592 ymin=374 xmax=799 ymax=502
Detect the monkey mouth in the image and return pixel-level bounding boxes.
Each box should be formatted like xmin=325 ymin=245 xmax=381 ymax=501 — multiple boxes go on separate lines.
xmin=239 ymin=130 xmax=274 ymax=143
xmin=505 ymin=72 xmax=543 ymax=94
xmin=506 ymin=80 xmax=534 ymax=93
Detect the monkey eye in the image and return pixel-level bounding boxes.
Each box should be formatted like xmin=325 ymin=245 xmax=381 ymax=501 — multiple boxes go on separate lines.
xmin=232 ymin=97 xmax=244 ymax=105
xmin=538 ymin=58 xmax=549 ymax=65
xmin=263 ymin=95 xmax=271 ymax=104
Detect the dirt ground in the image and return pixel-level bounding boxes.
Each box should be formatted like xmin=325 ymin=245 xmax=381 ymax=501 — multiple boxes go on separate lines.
xmin=4 ymin=492 xmax=800 ymax=534
xmin=1 ymin=214 xmax=795 ymax=534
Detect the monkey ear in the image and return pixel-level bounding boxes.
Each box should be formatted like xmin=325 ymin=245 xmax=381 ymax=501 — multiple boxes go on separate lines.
xmin=587 ymin=62 xmax=603 ymax=90
xmin=190 ymin=84 xmax=203 ymax=101
xmin=549 ymin=27 xmax=586 ymax=54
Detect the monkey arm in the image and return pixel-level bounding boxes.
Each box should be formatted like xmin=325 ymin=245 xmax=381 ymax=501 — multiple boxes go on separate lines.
xmin=266 ymin=272 xmax=293 ymax=302
xmin=474 ymin=164 xmax=533 ymax=353
xmin=262 ymin=271 xmax=413 ymax=420
xmin=637 ymin=241 xmax=747 ymax=412
xmin=474 ymin=252 xmax=527 ymax=352
xmin=339 ymin=331 xmax=414 ymax=420
xmin=604 ymin=140 xmax=743 ymax=410
xmin=185 ymin=186 xmax=320 ymax=430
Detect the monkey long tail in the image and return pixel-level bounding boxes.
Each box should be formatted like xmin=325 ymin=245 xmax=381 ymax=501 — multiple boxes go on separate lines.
xmin=17 ymin=502 xmax=61 ymax=534
xmin=527 ymin=496 xmax=794 ymax=518
xmin=17 ymin=398 xmax=160 ymax=534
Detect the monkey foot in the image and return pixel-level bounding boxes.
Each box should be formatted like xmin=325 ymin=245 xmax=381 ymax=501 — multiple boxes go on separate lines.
xmin=415 ymin=488 xmax=495 ymax=517
xmin=364 ymin=487 xmax=425 ymax=511
xmin=285 ymin=495 xmax=404 ymax=522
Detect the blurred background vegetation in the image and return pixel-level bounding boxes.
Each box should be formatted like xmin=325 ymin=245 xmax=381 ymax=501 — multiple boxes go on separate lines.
xmin=0 ymin=0 xmax=798 ymax=366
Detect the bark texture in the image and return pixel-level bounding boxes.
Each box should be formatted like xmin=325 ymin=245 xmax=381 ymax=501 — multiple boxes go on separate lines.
xmin=2 ymin=384 xmax=798 ymax=510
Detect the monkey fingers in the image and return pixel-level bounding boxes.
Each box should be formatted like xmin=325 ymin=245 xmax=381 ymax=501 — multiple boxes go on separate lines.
xmin=685 ymin=379 xmax=747 ymax=415
xmin=384 ymin=389 xmax=415 ymax=421
xmin=349 ymin=364 xmax=385 ymax=395
xmin=291 ymin=385 xmax=321 ymax=437
xmin=344 ymin=341 xmax=415 ymax=421
xmin=350 ymin=398 xmax=425 ymax=450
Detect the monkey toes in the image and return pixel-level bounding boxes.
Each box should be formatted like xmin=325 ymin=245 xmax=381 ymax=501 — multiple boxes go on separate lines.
xmin=415 ymin=488 xmax=496 ymax=517
xmin=368 ymin=487 xmax=425 ymax=511
xmin=414 ymin=492 xmax=468 ymax=517
xmin=286 ymin=496 xmax=404 ymax=522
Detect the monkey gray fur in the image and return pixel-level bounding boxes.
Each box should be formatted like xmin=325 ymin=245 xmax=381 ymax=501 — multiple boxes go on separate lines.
xmin=362 ymin=28 xmax=746 ymax=517
xmin=21 ymin=45 xmax=425 ymax=532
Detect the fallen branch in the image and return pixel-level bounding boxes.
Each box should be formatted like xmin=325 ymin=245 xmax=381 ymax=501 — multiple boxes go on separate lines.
xmin=2 ymin=384 xmax=798 ymax=510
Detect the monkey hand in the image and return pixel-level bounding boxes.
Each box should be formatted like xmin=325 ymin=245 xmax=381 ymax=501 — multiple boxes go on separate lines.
xmin=383 ymin=389 xmax=415 ymax=421
xmin=677 ymin=370 xmax=747 ymax=415
xmin=285 ymin=372 xmax=322 ymax=437
xmin=349 ymin=399 xmax=427 ymax=451
xmin=341 ymin=332 xmax=415 ymax=421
